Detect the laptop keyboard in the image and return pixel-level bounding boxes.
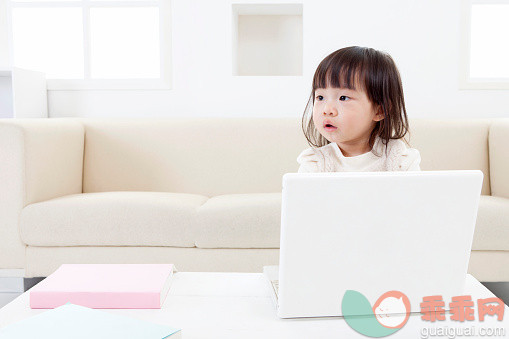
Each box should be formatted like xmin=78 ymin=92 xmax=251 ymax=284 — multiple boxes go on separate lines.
xmin=271 ymin=280 xmax=279 ymax=299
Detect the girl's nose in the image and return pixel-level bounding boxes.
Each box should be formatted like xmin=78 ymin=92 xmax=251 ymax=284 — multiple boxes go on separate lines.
xmin=323 ymin=105 xmax=338 ymax=116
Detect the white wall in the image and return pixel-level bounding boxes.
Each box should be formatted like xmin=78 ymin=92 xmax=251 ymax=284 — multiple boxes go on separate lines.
xmin=4 ymin=0 xmax=509 ymax=119
xmin=0 ymin=0 xmax=10 ymax=67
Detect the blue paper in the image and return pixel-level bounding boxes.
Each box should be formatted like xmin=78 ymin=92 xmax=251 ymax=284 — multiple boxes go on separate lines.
xmin=0 ymin=303 xmax=180 ymax=338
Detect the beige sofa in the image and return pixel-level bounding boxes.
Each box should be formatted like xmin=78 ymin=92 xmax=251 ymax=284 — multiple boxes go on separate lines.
xmin=0 ymin=118 xmax=508 ymax=281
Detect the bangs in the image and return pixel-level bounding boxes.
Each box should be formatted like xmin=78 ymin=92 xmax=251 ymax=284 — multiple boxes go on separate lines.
xmin=312 ymin=53 xmax=368 ymax=92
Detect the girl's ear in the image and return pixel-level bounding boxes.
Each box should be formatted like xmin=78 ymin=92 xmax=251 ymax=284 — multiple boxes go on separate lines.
xmin=373 ymin=105 xmax=385 ymax=122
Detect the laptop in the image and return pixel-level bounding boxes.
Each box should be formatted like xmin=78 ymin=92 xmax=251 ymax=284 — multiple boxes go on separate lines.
xmin=266 ymin=170 xmax=483 ymax=319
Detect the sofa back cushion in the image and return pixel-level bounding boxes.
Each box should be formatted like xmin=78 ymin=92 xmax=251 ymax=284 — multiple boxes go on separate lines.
xmin=83 ymin=118 xmax=308 ymax=196
xmin=408 ymin=119 xmax=491 ymax=195
xmin=83 ymin=118 xmax=491 ymax=196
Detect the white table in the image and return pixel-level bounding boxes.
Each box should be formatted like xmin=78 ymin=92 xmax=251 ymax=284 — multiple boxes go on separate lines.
xmin=0 ymin=273 xmax=507 ymax=338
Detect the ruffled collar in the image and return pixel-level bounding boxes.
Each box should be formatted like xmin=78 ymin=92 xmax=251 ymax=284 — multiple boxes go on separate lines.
xmin=324 ymin=137 xmax=383 ymax=160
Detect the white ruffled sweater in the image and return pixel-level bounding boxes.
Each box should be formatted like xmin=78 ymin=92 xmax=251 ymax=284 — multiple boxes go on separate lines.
xmin=297 ymin=137 xmax=421 ymax=173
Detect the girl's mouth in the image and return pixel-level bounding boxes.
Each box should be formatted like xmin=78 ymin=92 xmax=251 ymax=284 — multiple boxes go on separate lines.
xmin=323 ymin=122 xmax=337 ymax=131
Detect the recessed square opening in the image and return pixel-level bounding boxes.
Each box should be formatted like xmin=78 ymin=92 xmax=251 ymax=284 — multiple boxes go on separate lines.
xmin=233 ymin=4 xmax=303 ymax=76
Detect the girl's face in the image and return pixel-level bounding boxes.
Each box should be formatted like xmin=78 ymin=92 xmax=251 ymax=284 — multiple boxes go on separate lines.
xmin=312 ymin=85 xmax=384 ymax=151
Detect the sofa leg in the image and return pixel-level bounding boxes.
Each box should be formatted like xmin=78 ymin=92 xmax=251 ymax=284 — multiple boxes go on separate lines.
xmin=23 ymin=277 xmax=45 ymax=292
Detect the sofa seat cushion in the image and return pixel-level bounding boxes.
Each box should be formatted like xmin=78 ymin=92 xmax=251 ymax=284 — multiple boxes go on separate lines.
xmin=21 ymin=192 xmax=504 ymax=251
xmin=20 ymin=192 xmax=208 ymax=247
xmin=472 ymin=195 xmax=509 ymax=251
xmin=195 ymin=193 xmax=282 ymax=249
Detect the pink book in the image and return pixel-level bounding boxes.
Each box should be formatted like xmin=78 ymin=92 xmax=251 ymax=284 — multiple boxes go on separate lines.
xmin=30 ymin=264 xmax=175 ymax=309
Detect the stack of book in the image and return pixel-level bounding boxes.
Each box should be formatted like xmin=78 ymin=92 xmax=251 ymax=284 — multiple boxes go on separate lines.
xmin=0 ymin=264 xmax=181 ymax=338
xmin=29 ymin=264 xmax=175 ymax=309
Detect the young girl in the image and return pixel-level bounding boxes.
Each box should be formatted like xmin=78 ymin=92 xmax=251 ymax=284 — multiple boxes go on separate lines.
xmin=298 ymin=46 xmax=421 ymax=172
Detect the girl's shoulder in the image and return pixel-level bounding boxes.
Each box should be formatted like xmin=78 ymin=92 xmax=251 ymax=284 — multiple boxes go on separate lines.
xmin=296 ymin=143 xmax=338 ymax=173
xmin=381 ymin=138 xmax=421 ymax=171
xmin=296 ymin=146 xmax=321 ymax=173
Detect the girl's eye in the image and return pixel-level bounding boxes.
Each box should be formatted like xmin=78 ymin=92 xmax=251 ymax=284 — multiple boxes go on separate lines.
xmin=339 ymin=96 xmax=350 ymax=101
xmin=316 ymin=95 xmax=324 ymax=101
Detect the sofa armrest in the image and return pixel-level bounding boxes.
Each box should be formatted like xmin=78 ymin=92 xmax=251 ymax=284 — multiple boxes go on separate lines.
xmin=0 ymin=119 xmax=84 ymax=269
xmin=489 ymin=119 xmax=509 ymax=199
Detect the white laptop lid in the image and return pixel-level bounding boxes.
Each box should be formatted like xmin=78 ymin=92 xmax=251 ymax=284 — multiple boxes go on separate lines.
xmin=277 ymin=170 xmax=483 ymax=318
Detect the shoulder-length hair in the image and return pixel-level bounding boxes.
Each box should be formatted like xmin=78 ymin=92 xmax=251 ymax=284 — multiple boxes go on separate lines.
xmin=302 ymin=46 xmax=410 ymax=155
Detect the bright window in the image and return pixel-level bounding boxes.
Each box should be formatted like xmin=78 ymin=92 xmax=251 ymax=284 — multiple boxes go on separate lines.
xmin=11 ymin=8 xmax=84 ymax=79
xmin=90 ymin=7 xmax=160 ymax=79
xmin=8 ymin=0 xmax=171 ymax=90
xmin=470 ymin=3 xmax=509 ymax=78
xmin=460 ymin=0 xmax=509 ymax=89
